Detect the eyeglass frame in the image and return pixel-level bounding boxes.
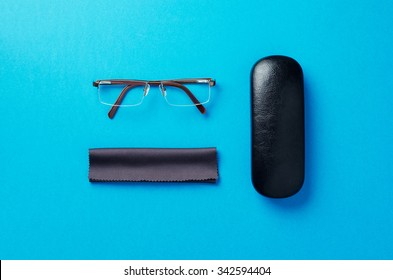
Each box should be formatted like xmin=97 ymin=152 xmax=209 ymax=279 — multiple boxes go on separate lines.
xmin=93 ymin=78 xmax=216 ymax=119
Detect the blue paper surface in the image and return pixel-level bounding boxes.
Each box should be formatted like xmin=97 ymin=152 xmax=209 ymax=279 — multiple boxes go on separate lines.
xmin=1 ymin=0 xmax=393 ymax=259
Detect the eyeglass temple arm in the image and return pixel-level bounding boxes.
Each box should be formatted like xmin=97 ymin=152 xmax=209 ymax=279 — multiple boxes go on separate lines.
xmin=93 ymin=81 xmax=145 ymax=119
xmin=161 ymin=81 xmax=206 ymax=114
xmin=107 ymin=84 xmax=138 ymax=119
xmin=169 ymin=78 xmax=216 ymax=87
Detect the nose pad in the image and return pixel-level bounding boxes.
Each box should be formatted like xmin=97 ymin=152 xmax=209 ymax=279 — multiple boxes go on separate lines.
xmin=159 ymin=83 xmax=167 ymax=97
xmin=143 ymin=83 xmax=150 ymax=96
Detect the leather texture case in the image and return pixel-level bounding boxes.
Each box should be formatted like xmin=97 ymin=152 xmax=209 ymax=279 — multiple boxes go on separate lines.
xmin=251 ymin=55 xmax=304 ymax=198
xmin=89 ymin=148 xmax=218 ymax=183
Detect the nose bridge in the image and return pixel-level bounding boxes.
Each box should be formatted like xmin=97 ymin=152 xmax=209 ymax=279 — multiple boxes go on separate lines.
xmin=143 ymin=81 xmax=166 ymax=97
xmin=143 ymin=82 xmax=151 ymax=96
xmin=158 ymin=82 xmax=166 ymax=96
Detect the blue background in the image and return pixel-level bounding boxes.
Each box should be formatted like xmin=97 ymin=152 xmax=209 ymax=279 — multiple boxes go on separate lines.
xmin=1 ymin=0 xmax=393 ymax=259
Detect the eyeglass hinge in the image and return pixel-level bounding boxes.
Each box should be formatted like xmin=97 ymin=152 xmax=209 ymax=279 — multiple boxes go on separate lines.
xmin=93 ymin=81 xmax=112 ymax=87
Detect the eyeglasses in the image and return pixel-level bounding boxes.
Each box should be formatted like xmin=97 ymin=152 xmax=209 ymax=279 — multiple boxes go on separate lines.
xmin=92 ymin=78 xmax=216 ymax=119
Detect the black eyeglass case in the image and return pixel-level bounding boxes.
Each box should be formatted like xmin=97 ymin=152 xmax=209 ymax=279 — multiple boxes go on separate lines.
xmin=88 ymin=148 xmax=218 ymax=183
xmin=251 ymin=55 xmax=305 ymax=198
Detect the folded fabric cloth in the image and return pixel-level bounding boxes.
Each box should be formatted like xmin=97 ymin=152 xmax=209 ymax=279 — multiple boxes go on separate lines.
xmin=89 ymin=148 xmax=218 ymax=183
